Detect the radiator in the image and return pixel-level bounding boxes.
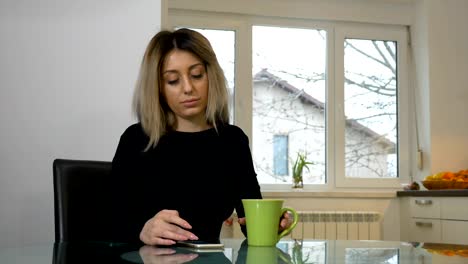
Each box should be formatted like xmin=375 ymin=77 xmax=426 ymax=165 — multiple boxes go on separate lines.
xmin=290 ymin=211 xmax=382 ymax=240
xmin=220 ymin=211 xmax=382 ymax=240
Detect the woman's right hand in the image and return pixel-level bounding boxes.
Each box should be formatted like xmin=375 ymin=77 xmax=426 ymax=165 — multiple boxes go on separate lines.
xmin=140 ymin=209 xmax=199 ymax=246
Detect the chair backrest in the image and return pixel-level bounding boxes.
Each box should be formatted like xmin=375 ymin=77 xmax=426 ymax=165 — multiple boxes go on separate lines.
xmin=53 ymin=158 xmax=113 ymax=243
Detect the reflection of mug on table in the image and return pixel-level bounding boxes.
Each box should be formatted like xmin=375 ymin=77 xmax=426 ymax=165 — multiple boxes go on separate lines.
xmin=235 ymin=239 xmax=292 ymax=264
xmin=246 ymin=245 xmax=291 ymax=264
xmin=242 ymin=199 xmax=298 ymax=246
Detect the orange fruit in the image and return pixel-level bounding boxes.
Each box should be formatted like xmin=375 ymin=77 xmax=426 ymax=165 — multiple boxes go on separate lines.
xmin=442 ymin=172 xmax=455 ymax=180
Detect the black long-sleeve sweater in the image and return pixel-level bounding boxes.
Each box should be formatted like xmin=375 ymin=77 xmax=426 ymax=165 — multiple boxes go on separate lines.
xmin=110 ymin=123 xmax=262 ymax=244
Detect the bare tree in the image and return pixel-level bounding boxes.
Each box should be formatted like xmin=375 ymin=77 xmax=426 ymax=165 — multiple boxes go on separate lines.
xmin=253 ymin=38 xmax=397 ymax=182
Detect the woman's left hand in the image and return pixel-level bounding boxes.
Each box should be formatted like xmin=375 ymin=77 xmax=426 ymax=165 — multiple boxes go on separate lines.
xmin=224 ymin=217 xmax=234 ymax=226
xmin=279 ymin=211 xmax=294 ymax=232
xmin=237 ymin=211 xmax=293 ymax=232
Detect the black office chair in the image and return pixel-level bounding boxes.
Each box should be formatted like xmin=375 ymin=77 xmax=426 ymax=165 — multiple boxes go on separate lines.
xmin=53 ymin=158 xmax=113 ymax=243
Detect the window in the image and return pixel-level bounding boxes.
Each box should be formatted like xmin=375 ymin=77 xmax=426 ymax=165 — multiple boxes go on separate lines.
xmin=252 ymin=26 xmax=327 ymax=185
xmin=334 ymin=26 xmax=409 ymax=188
xmin=273 ymin=135 xmax=289 ymax=177
xmin=343 ymin=39 xmax=397 ymax=179
xmin=277 ymin=240 xmax=326 ymax=264
xmin=170 ymin=12 xmax=409 ymax=190
xmin=345 ymin=248 xmax=399 ymax=263
xmin=178 ymin=27 xmax=236 ymax=122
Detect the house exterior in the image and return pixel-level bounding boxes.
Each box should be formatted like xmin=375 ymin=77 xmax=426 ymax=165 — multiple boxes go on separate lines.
xmin=252 ymin=69 xmax=396 ymax=184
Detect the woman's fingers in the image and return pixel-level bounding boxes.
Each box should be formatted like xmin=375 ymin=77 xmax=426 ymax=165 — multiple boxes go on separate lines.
xmin=139 ymin=245 xmax=175 ymax=256
xmin=140 ymin=210 xmax=199 ymax=245
xmin=160 ymin=210 xmax=198 ymax=240
xmin=279 ymin=212 xmax=293 ymax=230
xmin=164 ymin=225 xmax=198 ymax=241
xmin=139 ymin=245 xmax=198 ymax=264
xmin=280 ymin=218 xmax=289 ymax=229
xmin=224 ymin=217 xmax=234 ymax=226
xmin=150 ymin=248 xmax=176 ymax=255
xmin=140 ymin=224 xmax=176 ymax=246
xmin=163 ymin=253 xmax=199 ymax=263
xmin=164 ymin=210 xmax=193 ymax=230
xmin=151 ymin=237 xmax=178 ymax=246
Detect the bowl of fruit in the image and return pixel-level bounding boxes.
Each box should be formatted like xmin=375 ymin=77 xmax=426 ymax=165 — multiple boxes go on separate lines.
xmin=423 ymin=243 xmax=468 ymax=258
xmin=422 ymin=170 xmax=468 ymax=190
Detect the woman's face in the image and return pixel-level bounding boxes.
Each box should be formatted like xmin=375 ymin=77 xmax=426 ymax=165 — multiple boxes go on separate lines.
xmin=162 ymin=49 xmax=209 ymax=127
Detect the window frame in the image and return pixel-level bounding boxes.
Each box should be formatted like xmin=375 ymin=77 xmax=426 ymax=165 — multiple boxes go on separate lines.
xmin=334 ymin=24 xmax=410 ymax=188
xmin=169 ymin=11 xmax=410 ymax=190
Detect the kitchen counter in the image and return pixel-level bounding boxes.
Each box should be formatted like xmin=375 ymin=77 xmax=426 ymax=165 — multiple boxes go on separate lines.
xmin=397 ymin=189 xmax=468 ymax=197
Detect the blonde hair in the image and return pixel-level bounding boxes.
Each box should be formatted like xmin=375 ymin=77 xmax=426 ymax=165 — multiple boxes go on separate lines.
xmin=133 ymin=28 xmax=230 ymax=150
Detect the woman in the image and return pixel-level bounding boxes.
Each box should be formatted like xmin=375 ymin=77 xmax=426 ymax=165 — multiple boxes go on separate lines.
xmin=111 ymin=28 xmax=289 ymax=246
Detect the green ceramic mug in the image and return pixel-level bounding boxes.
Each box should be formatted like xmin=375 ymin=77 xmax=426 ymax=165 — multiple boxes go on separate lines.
xmin=242 ymin=199 xmax=298 ymax=246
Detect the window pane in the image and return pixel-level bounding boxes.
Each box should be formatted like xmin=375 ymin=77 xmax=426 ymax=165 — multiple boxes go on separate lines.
xmin=345 ymin=248 xmax=398 ymax=264
xmin=187 ymin=28 xmax=235 ymax=122
xmin=278 ymin=240 xmax=326 ymax=264
xmin=273 ymin=135 xmax=288 ymax=175
xmin=344 ymin=39 xmax=397 ymax=178
xmin=252 ymin=26 xmax=327 ymax=184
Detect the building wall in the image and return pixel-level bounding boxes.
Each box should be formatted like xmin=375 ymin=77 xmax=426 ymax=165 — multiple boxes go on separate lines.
xmin=253 ymin=80 xmax=390 ymax=183
xmin=253 ymin=80 xmax=327 ymax=183
xmin=0 ymin=0 xmax=164 ymax=248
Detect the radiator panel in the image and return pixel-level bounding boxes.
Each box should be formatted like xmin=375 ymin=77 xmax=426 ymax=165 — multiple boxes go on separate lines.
xmin=292 ymin=211 xmax=381 ymax=240
xmin=221 ymin=210 xmax=382 ymax=240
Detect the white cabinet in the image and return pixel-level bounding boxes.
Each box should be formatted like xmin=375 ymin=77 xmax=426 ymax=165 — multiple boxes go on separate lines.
xmin=409 ymin=218 xmax=441 ymax=242
xmin=441 ymin=198 xmax=468 ymax=220
xmin=442 ymin=220 xmax=468 ymax=244
xmin=440 ymin=198 xmax=468 ymax=244
xmin=402 ymin=196 xmax=468 ymax=244
xmin=408 ymin=197 xmax=442 ymax=243
xmin=410 ymin=197 xmax=440 ymax=218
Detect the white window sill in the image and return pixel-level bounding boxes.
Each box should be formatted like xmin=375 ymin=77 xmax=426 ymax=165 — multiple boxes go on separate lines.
xmin=261 ymin=190 xmax=397 ymax=198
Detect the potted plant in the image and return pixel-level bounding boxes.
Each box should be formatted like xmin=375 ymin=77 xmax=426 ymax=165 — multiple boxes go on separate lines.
xmin=292 ymin=152 xmax=313 ymax=189
xmin=292 ymin=239 xmax=310 ymax=264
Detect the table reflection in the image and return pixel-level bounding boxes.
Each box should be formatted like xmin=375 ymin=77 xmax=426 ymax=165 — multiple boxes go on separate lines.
xmin=16 ymin=238 xmax=467 ymax=264
xmin=345 ymin=247 xmax=398 ymax=263
xmin=120 ymin=239 xmax=467 ymax=264
xmin=136 ymin=246 xmax=198 ymax=264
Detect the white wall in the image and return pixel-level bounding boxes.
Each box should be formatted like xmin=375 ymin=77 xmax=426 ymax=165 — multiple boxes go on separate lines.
xmin=427 ymin=0 xmax=468 ymax=175
xmin=412 ymin=0 xmax=468 ymax=180
xmin=170 ymin=0 xmax=414 ymax=26
xmin=0 ymin=0 xmax=163 ymax=248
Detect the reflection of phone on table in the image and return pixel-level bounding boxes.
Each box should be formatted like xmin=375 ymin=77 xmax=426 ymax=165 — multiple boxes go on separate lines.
xmin=176 ymin=240 xmax=224 ymax=249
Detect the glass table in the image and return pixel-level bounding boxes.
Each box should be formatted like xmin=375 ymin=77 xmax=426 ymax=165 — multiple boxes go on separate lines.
xmin=1 ymin=238 xmax=467 ymax=264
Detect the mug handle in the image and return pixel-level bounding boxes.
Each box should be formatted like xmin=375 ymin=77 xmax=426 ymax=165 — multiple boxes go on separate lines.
xmin=277 ymin=207 xmax=298 ymax=241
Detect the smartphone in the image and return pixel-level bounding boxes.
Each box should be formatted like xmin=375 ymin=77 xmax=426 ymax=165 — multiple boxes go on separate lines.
xmin=176 ymin=240 xmax=224 ymax=249
xmin=178 ymin=246 xmax=225 ymax=253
